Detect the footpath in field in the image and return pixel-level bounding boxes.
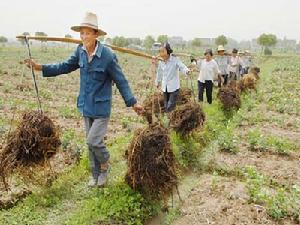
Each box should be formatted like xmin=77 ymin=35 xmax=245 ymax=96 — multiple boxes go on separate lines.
xmin=171 ymin=57 xmax=300 ymax=225
xmin=0 ymin=50 xmax=299 ymax=225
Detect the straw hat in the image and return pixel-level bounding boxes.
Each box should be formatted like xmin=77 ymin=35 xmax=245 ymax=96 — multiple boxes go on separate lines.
xmin=217 ymin=45 xmax=225 ymax=51
xmin=71 ymin=12 xmax=107 ymax=36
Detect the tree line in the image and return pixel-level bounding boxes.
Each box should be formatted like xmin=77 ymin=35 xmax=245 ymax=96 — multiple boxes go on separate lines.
xmin=0 ymin=32 xmax=280 ymax=55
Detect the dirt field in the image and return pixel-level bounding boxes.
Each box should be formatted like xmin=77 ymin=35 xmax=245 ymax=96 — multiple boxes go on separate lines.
xmin=171 ymin=56 xmax=300 ymax=225
xmin=0 ymin=45 xmax=299 ymax=225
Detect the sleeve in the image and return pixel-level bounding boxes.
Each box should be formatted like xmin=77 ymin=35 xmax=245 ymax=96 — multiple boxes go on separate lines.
xmin=231 ymin=57 xmax=237 ymax=66
xmin=42 ymin=47 xmax=80 ymax=77
xmin=107 ymin=54 xmax=137 ymax=107
xmin=155 ymin=62 xmax=163 ymax=85
xmin=197 ymin=59 xmax=202 ymax=70
xmin=177 ymin=58 xmax=190 ymax=75
xmin=239 ymin=57 xmax=246 ymax=68
xmin=214 ymin=61 xmax=221 ymax=74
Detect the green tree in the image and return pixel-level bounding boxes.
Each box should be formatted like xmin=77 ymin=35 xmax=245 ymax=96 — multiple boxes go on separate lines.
xmin=191 ymin=38 xmax=201 ymax=48
xmin=257 ymin=33 xmax=277 ymax=54
xmin=126 ymin=38 xmax=142 ymax=46
xmin=105 ymin=37 xmax=112 ymax=44
xmin=18 ymin=32 xmax=30 ymax=45
xmin=35 ymin=32 xmax=48 ymax=51
xmin=215 ymin=35 xmax=228 ymax=46
xmin=157 ymin=35 xmax=168 ymax=44
xmin=65 ymin=34 xmax=72 ymax=38
xmin=112 ymin=36 xmax=128 ymax=47
xmin=143 ymin=35 xmax=155 ymax=49
xmin=64 ymin=34 xmax=73 ymax=49
xmin=97 ymin=36 xmax=105 ymax=42
xmin=0 ymin=36 xmax=8 ymax=46
xmin=35 ymin=32 xmax=47 ymax=37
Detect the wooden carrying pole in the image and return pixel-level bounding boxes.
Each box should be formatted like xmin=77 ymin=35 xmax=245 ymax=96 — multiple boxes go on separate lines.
xmin=16 ymin=35 xmax=156 ymax=60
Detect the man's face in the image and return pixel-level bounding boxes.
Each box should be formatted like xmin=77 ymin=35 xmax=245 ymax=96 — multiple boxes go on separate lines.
xmin=218 ymin=50 xmax=225 ymax=56
xmin=159 ymin=47 xmax=168 ymax=59
xmin=80 ymin=27 xmax=99 ymax=48
xmin=205 ymin=53 xmax=212 ymax=61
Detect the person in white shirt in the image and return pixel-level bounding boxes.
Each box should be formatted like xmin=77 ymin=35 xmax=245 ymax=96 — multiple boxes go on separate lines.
xmin=243 ymin=50 xmax=253 ymax=74
xmin=197 ymin=49 xmax=220 ymax=104
xmin=238 ymin=51 xmax=247 ymax=76
xmin=228 ymin=48 xmax=244 ymax=81
xmin=155 ymin=43 xmax=190 ymax=112
xmin=215 ymin=45 xmax=230 ymax=86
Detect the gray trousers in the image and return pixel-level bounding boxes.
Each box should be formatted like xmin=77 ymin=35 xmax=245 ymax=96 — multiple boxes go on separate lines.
xmin=163 ymin=89 xmax=179 ymax=112
xmin=229 ymin=71 xmax=240 ymax=81
xmin=84 ymin=117 xmax=110 ymax=179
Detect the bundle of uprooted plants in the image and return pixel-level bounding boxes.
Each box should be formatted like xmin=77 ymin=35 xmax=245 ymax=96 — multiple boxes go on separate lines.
xmin=239 ymin=67 xmax=261 ymax=92
xmin=169 ymin=103 xmax=206 ymax=136
xmin=142 ymin=91 xmax=165 ymax=124
xmin=125 ymin=123 xmax=177 ymax=200
xmin=177 ymin=88 xmax=192 ymax=105
xmin=217 ymin=85 xmax=241 ymax=111
xmin=142 ymin=87 xmax=194 ymax=124
xmin=0 ymin=111 xmax=61 ymax=186
xmin=228 ymin=80 xmax=242 ymax=95
xmin=239 ymin=74 xmax=258 ymax=92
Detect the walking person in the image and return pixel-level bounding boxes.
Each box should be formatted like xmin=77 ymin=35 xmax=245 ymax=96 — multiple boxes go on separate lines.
xmin=197 ymin=49 xmax=220 ymax=104
xmin=243 ymin=50 xmax=253 ymax=74
xmin=25 ymin=12 xmax=144 ymax=187
xmin=215 ymin=45 xmax=230 ymax=86
xmin=228 ymin=48 xmax=244 ymax=81
xmin=155 ymin=43 xmax=190 ymax=112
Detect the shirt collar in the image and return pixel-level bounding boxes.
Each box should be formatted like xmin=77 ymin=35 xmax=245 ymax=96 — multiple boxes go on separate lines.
xmin=82 ymin=41 xmax=103 ymax=58
xmin=164 ymin=55 xmax=174 ymax=63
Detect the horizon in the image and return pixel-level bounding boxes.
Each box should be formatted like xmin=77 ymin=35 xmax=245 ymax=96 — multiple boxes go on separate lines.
xmin=1 ymin=0 xmax=300 ymax=42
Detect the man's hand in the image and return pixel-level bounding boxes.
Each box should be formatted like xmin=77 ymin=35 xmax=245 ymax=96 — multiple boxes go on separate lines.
xmin=24 ymin=59 xmax=42 ymax=71
xmin=156 ymin=82 xmax=161 ymax=89
xmin=133 ymin=103 xmax=144 ymax=116
xmin=151 ymin=55 xmax=158 ymax=65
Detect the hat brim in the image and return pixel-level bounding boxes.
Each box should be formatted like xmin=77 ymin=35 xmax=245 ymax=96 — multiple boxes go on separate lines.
xmin=71 ymin=25 xmax=107 ymax=36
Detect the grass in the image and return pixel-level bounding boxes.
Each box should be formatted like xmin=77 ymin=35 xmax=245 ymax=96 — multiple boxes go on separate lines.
xmin=1 ymin=46 xmax=300 ymax=224
xmin=248 ymin=129 xmax=299 ymax=155
xmin=243 ymin=166 xmax=300 ymax=222
xmin=217 ymin=125 xmax=239 ymax=154
xmin=0 ymin=134 xmax=159 ymax=225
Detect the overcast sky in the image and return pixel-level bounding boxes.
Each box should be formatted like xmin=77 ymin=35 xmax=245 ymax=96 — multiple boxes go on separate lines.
xmin=0 ymin=0 xmax=299 ymax=42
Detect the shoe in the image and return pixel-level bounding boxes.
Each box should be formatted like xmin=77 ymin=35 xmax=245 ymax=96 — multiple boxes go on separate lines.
xmin=87 ymin=177 xmax=97 ymax=187
xmin=97 ymin=171 xmax=108 ymax=187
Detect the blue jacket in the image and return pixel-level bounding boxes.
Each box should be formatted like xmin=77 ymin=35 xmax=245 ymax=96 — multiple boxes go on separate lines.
xmin=42 ymin=41 xmax=137 ymax=118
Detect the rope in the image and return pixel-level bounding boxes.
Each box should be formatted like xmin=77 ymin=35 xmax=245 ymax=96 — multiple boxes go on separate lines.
xmin=24 ymin=36 xmax=43 ymax=112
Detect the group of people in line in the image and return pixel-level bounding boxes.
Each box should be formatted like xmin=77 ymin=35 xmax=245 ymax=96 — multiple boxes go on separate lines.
xmin=156 ymin=43 xmax=253 ymax=109
xmin=24 ymin=12 xmax=253 ymax=187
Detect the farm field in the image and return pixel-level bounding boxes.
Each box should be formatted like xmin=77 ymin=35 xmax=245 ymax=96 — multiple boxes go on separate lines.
xmin=0 ymin=45 xmax=299 ymax=225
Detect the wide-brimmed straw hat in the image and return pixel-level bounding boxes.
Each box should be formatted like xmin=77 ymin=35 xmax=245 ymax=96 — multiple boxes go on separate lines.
xmin=71 ymin=12 xmax=107 ymax=36
xmin=217 ymin=45 xmax=225 ymax=51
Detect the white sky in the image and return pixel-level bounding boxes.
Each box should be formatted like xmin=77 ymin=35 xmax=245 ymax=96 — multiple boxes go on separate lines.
xmin=0 ymin=0 xmax=299 ymax=42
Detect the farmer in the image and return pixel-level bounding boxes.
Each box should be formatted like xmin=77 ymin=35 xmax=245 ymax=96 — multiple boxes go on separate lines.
xmin=24 ymin=12 xmax=144 ymax=187
xmin=215 ymin=45 xmax=230 ymax=87
xmin=197 ymin=49 xmax=220 ymax=104
xmin=155 ymin=43 xmax=190 ymax=112
xmin=243 ymin=50 xmax=253 ymax=74
xmin=228 ymin=48 xmax=244 ymax=81
xmin=238 ymin=51 xmax=246 ymax=76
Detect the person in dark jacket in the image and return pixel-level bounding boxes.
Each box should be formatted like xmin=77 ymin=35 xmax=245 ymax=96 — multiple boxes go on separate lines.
xmin=25 ymin=12 xmax=143 ymax=187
